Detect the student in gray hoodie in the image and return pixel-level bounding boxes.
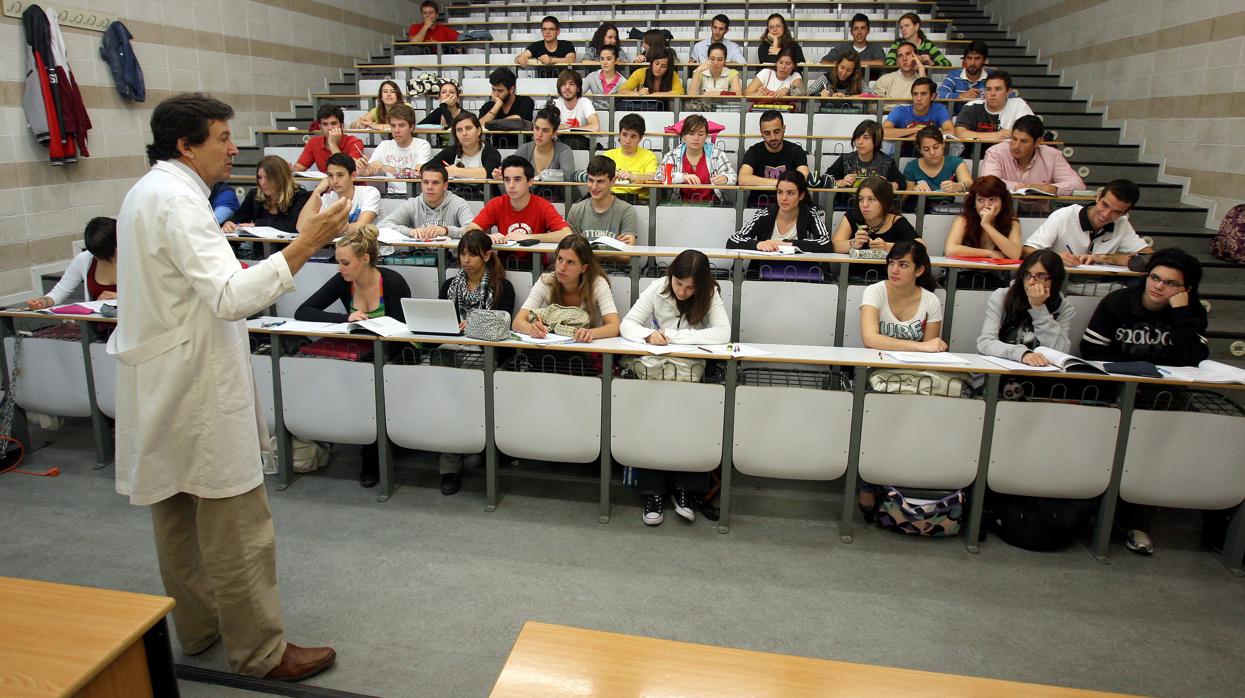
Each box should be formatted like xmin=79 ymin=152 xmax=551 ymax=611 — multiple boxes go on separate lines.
xmin=378 ymin=162 xmax=475 ymax=239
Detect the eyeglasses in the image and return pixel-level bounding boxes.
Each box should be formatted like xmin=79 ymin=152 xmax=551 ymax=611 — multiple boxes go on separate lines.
xmin=1022 ymin=272 xmax=1052 ymax=282
xmin=1147 ymin=273 xmax=1184 ymax=289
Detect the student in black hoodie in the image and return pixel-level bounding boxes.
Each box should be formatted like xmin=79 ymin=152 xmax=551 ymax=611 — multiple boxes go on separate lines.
xmin=1079 ymin=247 xmax=1208 ymax=556
xmin=1080 ymin=248 xmax=1208 ymax=367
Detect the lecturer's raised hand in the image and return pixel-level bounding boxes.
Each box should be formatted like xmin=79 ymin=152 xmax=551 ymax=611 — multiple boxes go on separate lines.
xmin=283 ymin=197 xmax=351 ymax=274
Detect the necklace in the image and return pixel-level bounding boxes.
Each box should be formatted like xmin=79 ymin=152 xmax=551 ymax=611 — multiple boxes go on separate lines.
xmin=861 ymin=216 xmax=886 ymax=236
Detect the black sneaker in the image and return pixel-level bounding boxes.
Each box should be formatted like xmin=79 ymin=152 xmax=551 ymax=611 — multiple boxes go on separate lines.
xmin=359 ymin=470 xmax=379 ymax=488
xmin=440 ymin=473 xmax=461 ymax=496
xmin=642 ymin=494 xmax=664 ymax=526
xmin=671 ymin=488 xmax=695 ymax=522
xmin=698 ymin=499 xmax=720 ymax=522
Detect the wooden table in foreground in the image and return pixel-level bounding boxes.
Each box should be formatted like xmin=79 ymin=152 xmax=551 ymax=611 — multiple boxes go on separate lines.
xmin=0 ymin=576 xmax=178 ymax=698
xmin=490 ymin=621 xmax=1138 ymax=698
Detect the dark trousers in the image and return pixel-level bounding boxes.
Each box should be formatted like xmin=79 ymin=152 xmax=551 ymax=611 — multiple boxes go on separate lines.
xmin=635 ymin=468 xmax=712 ymax=497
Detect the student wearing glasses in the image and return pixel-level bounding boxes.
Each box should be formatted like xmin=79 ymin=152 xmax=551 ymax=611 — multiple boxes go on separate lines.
xmin=1079 ymin=248 xmax=1209 ymax=556
xmin=977 ymin=250 xmax=1075 ymax=365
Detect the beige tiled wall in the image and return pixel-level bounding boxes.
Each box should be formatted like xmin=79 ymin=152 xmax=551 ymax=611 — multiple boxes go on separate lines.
xmin=0 ymin=0 xmax=413 ymax=301
xmin=982 ymin=0 xmax=1245 ymax=226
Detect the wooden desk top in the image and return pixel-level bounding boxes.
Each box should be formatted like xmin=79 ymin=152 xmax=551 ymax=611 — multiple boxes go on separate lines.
xmin=490 ymin=621 xmax=1137 ymax=698
xmin=0 ymin=576 xmax=173 ymax=698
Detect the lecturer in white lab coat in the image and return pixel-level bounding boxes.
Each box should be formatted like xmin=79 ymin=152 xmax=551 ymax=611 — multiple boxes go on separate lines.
xmin=110 ymin=93 xmax=347 ymax=683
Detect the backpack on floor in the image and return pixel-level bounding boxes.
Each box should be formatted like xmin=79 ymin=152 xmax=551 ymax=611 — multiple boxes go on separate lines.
xmin=986 ymin=494 xmax=1097 ymax=552
xmin=1210 ymin=204 xmax=1245 ymax=264
xmin=864 ymin=486 xmax=964 ymax=537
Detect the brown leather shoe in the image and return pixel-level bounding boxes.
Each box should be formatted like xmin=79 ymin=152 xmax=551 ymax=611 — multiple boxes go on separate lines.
xmin=263 ymin=642 xmax=336 ymax=682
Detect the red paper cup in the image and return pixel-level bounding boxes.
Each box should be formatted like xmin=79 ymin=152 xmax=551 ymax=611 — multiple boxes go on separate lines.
xmin=663 ymin=163 xmax=674 ymax=184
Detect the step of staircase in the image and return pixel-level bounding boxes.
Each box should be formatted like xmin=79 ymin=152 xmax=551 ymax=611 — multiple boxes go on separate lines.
xmin=1126 ymin=203 xmax=1210 ymax=229
xmin=1070 ymin=161 xmax=1160 ymax=182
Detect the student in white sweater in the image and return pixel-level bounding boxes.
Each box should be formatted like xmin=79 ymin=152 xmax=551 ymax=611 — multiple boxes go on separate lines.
xmin=619 ymin=250 xmax=731 ymax=526
xmin=976 ymin=249 xmax=1075 ymax=365
xmin=26 ymin=217 xmax=117 ymax=309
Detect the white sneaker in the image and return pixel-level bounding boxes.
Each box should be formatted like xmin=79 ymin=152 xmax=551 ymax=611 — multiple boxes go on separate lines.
xmin=671 ymin=488 xmax=695 ymax=522
xmin=642 ymin=494 xmax=664 ymax=526
xmin=1125 ymin=529 xmax=1154 ymax=555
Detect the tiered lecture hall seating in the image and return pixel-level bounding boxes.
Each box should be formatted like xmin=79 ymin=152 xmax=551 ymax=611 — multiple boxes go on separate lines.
xmin=8 ymin=1 xmax=1245 ymax=573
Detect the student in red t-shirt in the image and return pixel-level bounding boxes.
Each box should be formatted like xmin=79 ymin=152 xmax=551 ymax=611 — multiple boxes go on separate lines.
xmin=294 ymin=105 xmax=365 ymax=173
xmin=464 ymin=155 xmax=573 ymax=244
xmin=408 ymin=1 xmax=459 ymax=42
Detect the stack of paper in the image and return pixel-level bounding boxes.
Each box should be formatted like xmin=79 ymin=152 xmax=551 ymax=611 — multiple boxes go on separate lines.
xmin=1158 ymin=361 xmax=1245 ymax=384
xmin=512 ymin=332 xmax=575 ymax=345
xmin=883 ymin=351 xmax=971 ymax=365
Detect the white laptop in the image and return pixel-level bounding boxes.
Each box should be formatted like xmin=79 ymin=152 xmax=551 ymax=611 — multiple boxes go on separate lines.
xmin=401 ymin=298 xmax=463 ymax=336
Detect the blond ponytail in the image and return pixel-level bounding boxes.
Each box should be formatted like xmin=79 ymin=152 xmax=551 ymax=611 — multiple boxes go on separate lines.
xmin=336 ymin=224 xmax=380 ymax=266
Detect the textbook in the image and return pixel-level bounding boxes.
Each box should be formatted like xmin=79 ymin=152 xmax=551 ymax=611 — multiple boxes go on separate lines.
xmin=1157 ymin=360 xmax=1245 ymax=385
xmin=1012 ymin=187 xmax=1055 ymax=196
xmin=237 ymin=226 xmax=297 ymax=240
xmin=1033 ymin=347 xmax=1107 ymax=374
xmin=979 ymin=355 xmax=1061 ymax=372
xmin=322 ymin=316 xmax=408 ymax=337
xmin=588 ymin=236 xmax=632 ymax=252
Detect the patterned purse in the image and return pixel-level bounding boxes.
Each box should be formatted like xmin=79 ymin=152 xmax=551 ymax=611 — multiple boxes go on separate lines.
xmin=465 ymin=309 xmax=510 ymax=341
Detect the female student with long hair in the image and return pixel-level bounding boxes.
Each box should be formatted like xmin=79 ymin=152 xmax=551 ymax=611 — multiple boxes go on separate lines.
xmin=904 ymin=125 xmax=972 ymax=199
xmin=433 ymin=112 xmax=502 ymax=181
xmin=728 ymin=170 xmax=832 ymax=252
xmin=885 ymin=12 xmax=950 ymax=66
xmin=977 ymin=250 xmax=1075 ymax=365
xmin=756 ymin=13 xmax=805 ymax=66
xmin=618 ymin=47 xmax=685 ymax=97
xmin=584 ymin=22 xmax=630 ymax=63
xmin=945 ymin=174 xmax=1022 ymax=259
xmin=351 ymin=79 xmax=404 ymax=130
xmin=809 ymin=48 xmax=865 ymax=97
xmin=295 ymin=225 xmax=412 ymax=488
xmin=656 ymin=114 xmax=737 ymax=203
xmin=689 ymin=43 xmax=743 ymax=97
xmin=508 ymin=103 xmax=577 ymax=182
xmin=831 ymin=176 xmax=919 ymax=253
xmin=418 ymin=80 xmax=463 ymax=129
xmin=745 ymin=48 xmax=803 ymax=97
xmin=435 ymin=230 xmax=516 ymax=495
xmin=513 ymin=235 xmax=621 ymax=343
xmin=223 ymin=155 xmax=311 ymax=233
xmin=860 ymin=240 xmax=946 ymax=352
xmin=620 ymin=250 xmax=730 ymax=525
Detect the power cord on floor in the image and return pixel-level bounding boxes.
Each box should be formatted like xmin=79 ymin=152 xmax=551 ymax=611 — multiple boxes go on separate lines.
xmin=1 ymin=436 xmax=58 ymax=477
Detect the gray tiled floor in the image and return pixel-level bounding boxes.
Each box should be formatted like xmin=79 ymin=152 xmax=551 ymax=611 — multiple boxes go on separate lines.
xmin=3 ymin=423 xmax=1244 ymax=697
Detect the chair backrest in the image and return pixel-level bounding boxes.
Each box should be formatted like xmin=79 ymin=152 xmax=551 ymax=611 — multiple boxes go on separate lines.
xmin=461 ymin=77 xmax=492 ymax=95
xmin=516 ymin=77 xmax=556 ymax=96
xmin=654 ymin=206 xmax=736 ymax=270
xmin=739 ymin=280 xmax=838 ymax=345
xmin=814 ymin=113 xmax=874 ymax=141
xmin=395 ymin=55 xmax=439 ymax=66
xmin=920 ymin=214 xmax=956 ymax=256
xmin=948 ymin=289 xmax=992 ymax=352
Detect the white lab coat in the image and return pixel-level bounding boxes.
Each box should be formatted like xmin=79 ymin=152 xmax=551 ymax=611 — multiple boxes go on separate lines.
xmin=109 ymin=160 xmax=295 ymax=505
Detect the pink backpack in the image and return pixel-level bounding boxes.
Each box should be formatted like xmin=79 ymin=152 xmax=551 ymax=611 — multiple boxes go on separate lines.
xmin=1210 ymin=204 xmax=1245 ymax=264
